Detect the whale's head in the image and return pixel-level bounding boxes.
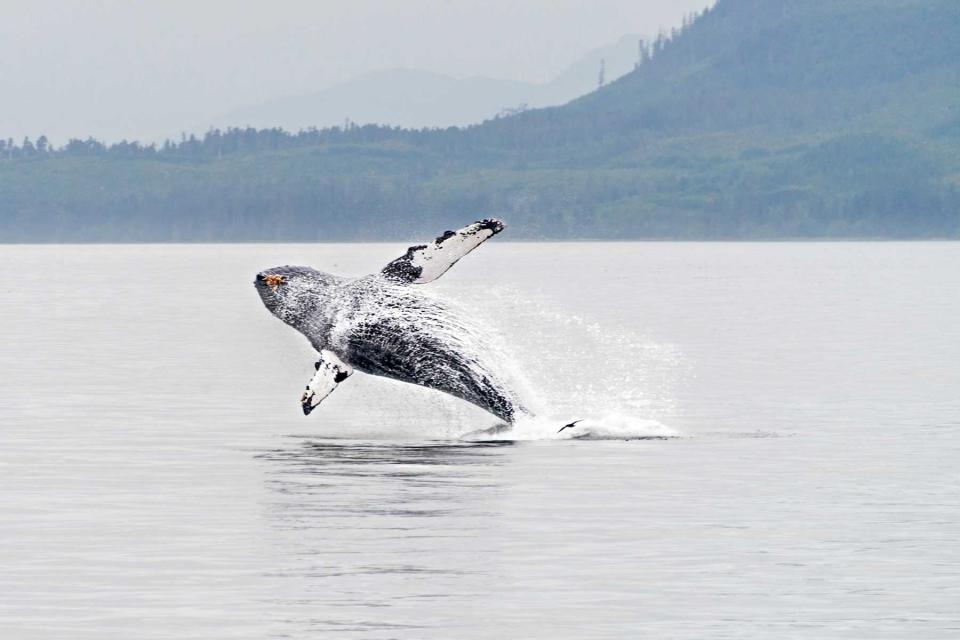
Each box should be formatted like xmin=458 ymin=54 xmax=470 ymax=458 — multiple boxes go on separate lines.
xmin=254 ymin=265 xmax=341 ymax=331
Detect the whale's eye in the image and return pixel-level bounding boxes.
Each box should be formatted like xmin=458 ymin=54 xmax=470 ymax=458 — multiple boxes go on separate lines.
xmin=264 ymin=274 xmax=287 ymax=291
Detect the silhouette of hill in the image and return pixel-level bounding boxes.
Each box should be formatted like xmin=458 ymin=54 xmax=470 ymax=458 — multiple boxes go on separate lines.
xmin=204 ymin=35 xmax=645 ymax=132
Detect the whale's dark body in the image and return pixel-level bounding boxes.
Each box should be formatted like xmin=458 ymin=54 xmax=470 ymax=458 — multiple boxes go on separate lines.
xmin=254 ymin=220 xmax=524 ymax=423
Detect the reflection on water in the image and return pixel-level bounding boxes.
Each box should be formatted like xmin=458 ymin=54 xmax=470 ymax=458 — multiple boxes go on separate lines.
xmin=258 ymin=439 xmax=511 ymax=521
xmin=254 ymin=439 xmax=515 ymax=637
xmin=261 ymin=438 xmax=514 ymax=468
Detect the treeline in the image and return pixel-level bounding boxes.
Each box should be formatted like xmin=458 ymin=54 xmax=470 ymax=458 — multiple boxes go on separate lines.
xmin=1 ymin=125 xmax=467 ymax=162
xmin=2 ymin=129 xmax=956 ymax=242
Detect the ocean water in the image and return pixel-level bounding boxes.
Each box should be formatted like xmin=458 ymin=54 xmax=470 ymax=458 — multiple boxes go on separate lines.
xmin=1 ymin=242 xmax=958 ymax=639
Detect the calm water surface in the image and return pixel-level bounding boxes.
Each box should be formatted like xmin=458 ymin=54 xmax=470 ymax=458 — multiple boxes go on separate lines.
xmin=1 ymin=243 xmax=958 ymax=639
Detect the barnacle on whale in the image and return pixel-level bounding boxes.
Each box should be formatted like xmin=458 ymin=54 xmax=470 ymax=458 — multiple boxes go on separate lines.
xmin=264 ymin=274 xmax=287 ymax=291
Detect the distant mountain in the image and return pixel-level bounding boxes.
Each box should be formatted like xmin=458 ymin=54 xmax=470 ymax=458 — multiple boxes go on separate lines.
xmin=205 ymin=35 xmax=645 ymax=131
xmin=3 ymin=0 xmax=959 ymax=241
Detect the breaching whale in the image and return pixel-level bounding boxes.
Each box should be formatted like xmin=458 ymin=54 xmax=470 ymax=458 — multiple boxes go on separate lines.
xmin=254 ymin=219 xmax=527 ymax=424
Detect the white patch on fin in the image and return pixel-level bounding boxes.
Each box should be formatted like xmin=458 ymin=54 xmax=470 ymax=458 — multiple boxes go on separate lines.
xmin=382 ymin=218 xmax=505 ymax=284
xmin=301 ymin=349 xmax=353 ymax=416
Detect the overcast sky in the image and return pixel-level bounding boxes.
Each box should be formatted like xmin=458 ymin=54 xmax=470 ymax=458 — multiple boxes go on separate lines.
xmin=1 ymin=0 xmax=714 ymax=142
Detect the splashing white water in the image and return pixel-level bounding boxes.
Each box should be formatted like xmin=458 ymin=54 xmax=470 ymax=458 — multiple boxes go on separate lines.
xmin=462 ymin=413 xmax=680 ymax=441
xmin=436 ymin=283 xmax=688 ymax=441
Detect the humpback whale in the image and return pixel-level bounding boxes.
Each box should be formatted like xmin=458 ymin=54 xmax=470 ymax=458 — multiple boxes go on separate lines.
xmin=254 ymin=219 xmax=527 ymax=424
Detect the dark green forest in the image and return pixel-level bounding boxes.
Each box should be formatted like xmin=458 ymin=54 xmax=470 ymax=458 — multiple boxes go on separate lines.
xmin=2 ymin=0 xmax=960 ymax=241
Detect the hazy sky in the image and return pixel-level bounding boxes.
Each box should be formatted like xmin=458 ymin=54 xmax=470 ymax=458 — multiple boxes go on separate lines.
xmin=1 ymin=0 xmax=713 ymax=142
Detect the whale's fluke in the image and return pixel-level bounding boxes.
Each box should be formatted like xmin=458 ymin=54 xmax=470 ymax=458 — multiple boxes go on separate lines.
xmin=381 ymin=218 xmax=505 ymax=284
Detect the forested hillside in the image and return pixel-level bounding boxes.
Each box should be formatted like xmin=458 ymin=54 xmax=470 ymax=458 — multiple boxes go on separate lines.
xmin=2 ymin=0 xmax=960 ymax=241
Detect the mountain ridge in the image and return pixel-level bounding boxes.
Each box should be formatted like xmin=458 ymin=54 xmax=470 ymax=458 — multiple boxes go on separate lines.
xmin=201 ymin=34 xmax=645 ymax=134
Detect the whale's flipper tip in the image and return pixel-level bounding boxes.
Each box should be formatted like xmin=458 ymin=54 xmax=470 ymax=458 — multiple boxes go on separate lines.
xmin=300 ymin=395 xmax=315 ymax=415
xmin=478 ymin=218 xmax=506 ymax=234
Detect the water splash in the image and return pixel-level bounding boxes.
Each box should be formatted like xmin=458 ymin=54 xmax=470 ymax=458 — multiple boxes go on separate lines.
xmin=462 ymin=413 xmax=680 ymax=441
xmin=437 ymin=283 xmax=688 ymax=441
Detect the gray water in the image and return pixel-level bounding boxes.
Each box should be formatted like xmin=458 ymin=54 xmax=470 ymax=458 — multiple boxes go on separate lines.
xmin=1 ymin=242 xmax=958 ymax=639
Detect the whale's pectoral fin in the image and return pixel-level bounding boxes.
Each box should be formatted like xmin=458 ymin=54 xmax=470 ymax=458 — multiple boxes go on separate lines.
xmin=381 ymin=218 xmax=505 ymax=284
xmin=300 ymin=350 xmax=353 ymax=416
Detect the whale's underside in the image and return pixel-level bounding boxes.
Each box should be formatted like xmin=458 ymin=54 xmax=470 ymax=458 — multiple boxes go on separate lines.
xmin=342 ymin=309 xmax=520 ymax=423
